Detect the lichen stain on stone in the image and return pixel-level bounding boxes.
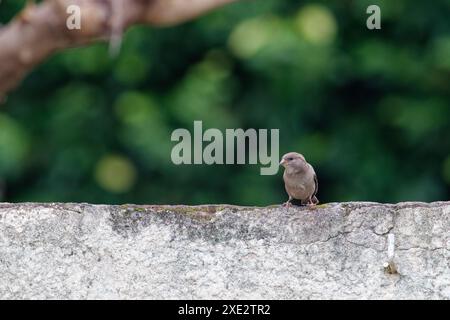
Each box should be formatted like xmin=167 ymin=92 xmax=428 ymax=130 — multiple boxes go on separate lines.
xmin=109 ymin=205 xmax=178 ymax=238
xmin=160 ymin=205 xmax=220 ymax=222
xmin=108 ymin=205 xmax=232 ymax=238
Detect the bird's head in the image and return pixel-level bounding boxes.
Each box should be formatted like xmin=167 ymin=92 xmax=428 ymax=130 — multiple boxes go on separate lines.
xmin=279 ymin=152 xmax=306 ymax=169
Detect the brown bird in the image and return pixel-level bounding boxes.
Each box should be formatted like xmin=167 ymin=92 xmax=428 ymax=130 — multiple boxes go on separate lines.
xmin=279 ymin=152 xmax=319 ymax=207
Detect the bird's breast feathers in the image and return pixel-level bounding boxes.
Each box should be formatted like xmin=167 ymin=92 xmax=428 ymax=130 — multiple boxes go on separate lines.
xmin=283 ymin=165 xmax=316 ymax=200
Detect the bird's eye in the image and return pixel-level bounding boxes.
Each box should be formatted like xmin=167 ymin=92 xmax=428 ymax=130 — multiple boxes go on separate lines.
xmin=288 ymin=157 xmax=293 ymax=161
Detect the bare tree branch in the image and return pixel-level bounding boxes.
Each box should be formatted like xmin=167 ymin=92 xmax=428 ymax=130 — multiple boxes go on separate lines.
xmin=0 ymin=0 xmax=237 ymax=101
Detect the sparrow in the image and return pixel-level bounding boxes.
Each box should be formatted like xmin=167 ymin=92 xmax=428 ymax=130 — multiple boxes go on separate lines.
xmin=279 ymin=152 xmax=319 ymax=207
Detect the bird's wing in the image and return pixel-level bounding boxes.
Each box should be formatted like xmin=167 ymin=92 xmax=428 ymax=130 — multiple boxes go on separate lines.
xmin=313 ymin=173 xmax=319 ymax=198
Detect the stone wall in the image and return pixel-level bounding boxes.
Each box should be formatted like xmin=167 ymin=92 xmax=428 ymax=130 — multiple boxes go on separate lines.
xmin=0 ymin=202 xmax=448 ymax=299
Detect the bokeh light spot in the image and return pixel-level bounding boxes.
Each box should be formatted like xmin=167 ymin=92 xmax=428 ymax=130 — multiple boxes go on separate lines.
xmin=294 ymin=4 xmax=337 ymax=45
xmin=228 ymin=16 xmax=280 ymax=59
xmin=94 ymin=154 xmax=137 ymax=193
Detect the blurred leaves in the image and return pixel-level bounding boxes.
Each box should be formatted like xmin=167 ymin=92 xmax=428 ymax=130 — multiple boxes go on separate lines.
xmin=115 ymin=91 xmax=171 ymax=166
xmin=1 ymin=0 xmax=450 ymax=204
xmin=0 ymin=114 xmax=29 ymax=177
xmin=61 ymin=44 xmax=112 ymax=76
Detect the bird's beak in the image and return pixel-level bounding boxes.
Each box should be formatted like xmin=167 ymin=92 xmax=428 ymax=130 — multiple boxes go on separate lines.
xmin=279 ymin=159 xmax=286 ymax=166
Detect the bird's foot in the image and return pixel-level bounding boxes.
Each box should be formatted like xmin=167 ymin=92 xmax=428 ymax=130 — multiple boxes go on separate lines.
xmin=282 ymin=201 xmax=292 ymax=208
xmin=300 ymin=201 xmax=314 ymax=207
xmin=304 ymin=197 xmax=319 ymax=207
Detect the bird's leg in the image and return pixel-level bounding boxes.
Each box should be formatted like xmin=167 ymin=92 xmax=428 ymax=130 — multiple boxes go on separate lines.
xmin=283 ymin=196 xmax=293 ymax=208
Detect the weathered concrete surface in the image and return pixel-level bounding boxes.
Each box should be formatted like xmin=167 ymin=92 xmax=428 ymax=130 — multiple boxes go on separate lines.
xmin=0 ymin=202 xmax=448 ymax=299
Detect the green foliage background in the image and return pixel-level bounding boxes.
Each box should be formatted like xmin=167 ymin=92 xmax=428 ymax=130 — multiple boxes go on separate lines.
xmin=1 ymin=0 xmax=450 ymax=205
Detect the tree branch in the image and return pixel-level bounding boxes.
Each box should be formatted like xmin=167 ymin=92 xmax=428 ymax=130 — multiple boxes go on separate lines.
xmin=0 ymin=0 xmax=237 ymax=101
